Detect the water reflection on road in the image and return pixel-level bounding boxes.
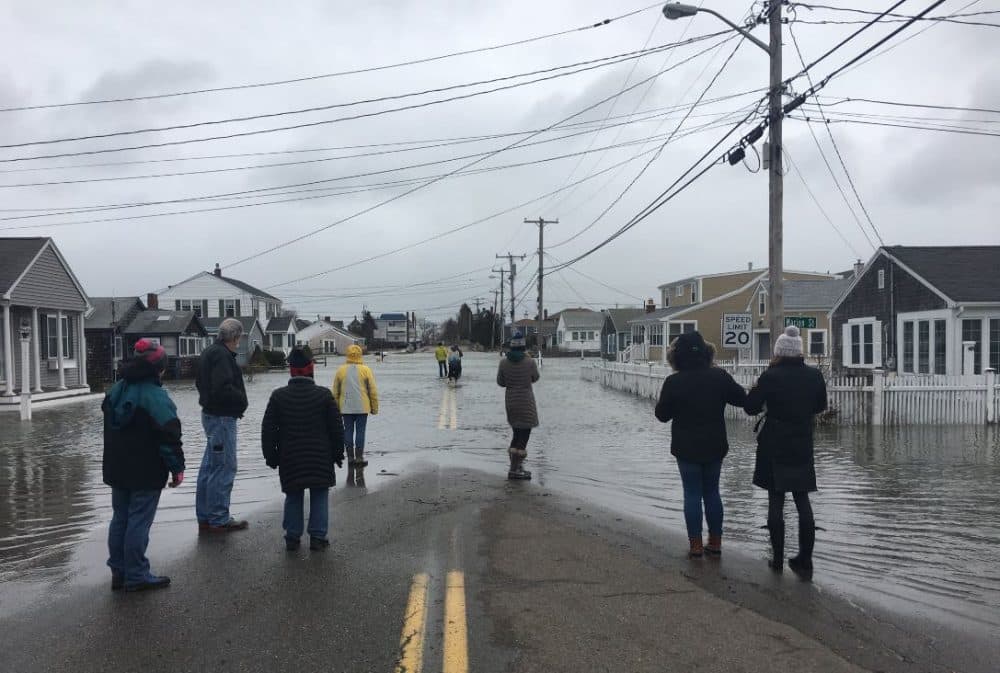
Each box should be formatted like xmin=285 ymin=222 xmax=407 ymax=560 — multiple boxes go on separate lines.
xmin=1 ymin=354 xmax=997 ymax=630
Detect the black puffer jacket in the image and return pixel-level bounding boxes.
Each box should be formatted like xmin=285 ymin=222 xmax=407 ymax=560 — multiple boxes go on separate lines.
xmin=744 ymin=359 xmax=828 ymax=493
xmin=196 ymin=342 xmax=248 ymax=418
xmin=655 ymin=366 xmax=747 ymax=464
xmin=261 ymin=377 xmax=345 ymax=493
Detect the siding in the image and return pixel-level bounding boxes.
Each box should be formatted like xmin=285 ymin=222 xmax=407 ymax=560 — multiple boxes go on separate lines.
xmin=9 ymin=246 xmax=87 ymax=310
xmin=6 ymin=307 xmax=83 ymax=390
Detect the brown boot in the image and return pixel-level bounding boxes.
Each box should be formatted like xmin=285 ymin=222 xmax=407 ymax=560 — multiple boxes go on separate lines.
xmin=705 ymin=534 xmax=722 ymax=558
xmin=688 ymin=537 xmax=704 ymax=559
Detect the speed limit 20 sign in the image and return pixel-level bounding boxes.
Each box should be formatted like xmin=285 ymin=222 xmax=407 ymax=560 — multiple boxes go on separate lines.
xmin=722 ymin=313 xmax=752 ymax=349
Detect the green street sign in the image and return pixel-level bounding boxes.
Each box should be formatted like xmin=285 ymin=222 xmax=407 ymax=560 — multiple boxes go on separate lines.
xmin=785 ymin=316 xmax=817 ymax=329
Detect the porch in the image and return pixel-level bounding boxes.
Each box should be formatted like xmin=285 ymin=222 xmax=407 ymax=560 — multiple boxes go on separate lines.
xmin=1 ymin=303 xmax=90 ymax=402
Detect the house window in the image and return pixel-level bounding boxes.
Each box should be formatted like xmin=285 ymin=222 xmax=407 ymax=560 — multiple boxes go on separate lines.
xmin=902 ymin=318 xmax=947 ymax=374
xmin=668 ymin=321 xmax=697 ymax=342
xmin=690 ymin=284 xmax=697 ymax=303
xmin=44 ymin=315 xmax=72 ymax=359
xmin=917 ymin=321 xmax=930 ymax=374
xmin=877 ymin=269 xmax=885 ymax=290
xmin=934 ymin=320 xmax=947 ymax=374
xmin=962 ymin=319 xmax=983 ymax=374
xmin=676 ymin=286 xmax=683 ymax=297
xmin=175 ymin=299 xmax=205 ymax=317
xmin=990 ymin=319 xmax=1000 ymax=372
xmin=179 ymin=336 xmax=203 ymax=357
xmin=902 ymin=321 xmax=914 ymax=373
xmin=649 ymin=325 xmax=664 ymax=346
xmin=845 ymin=319 xmax=879 ymax=368
xmin=114 ymin=336 xmax=123 ymax=361
xmin=758 ymin=290 xmax=766 ymax=317
xmin=144 ymin=337 xmax=161 ymax=347
xmin=808 ymin=330 xmax=827 ymax=356
xmin=224 ymin=300 xmax=237 ymax=317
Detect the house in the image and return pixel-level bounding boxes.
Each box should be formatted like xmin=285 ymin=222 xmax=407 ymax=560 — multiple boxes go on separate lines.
xmin=202 ymin=316 xmax=265 ymax=367
xmin=296 ymin=319 xmax=364 ymax=355
xmin=155 ymin=263 xmax=282 ymax=325
xmin=374 ymin=312 xmax=410 ymax=346
xmin=629 ymin=267 xmax=838 ymax=363
xmin=264 ymin=316 xmax=299 ymax=356
xmin=1 ymin=237 xmax=92 ymax=407
xmin=122 ymin=309 xmax=208 ymax=379
xmin=744 ymin=278 xmax=851 ymax=360
xmin=554 ymin=309 xmax=604 ymax=353
xmin=831 ymin=246 xmax=1000 ymax=375
xmin=85 ymin=296 xmax=145 ymax=389
xmin=601 ymin=308 xmax=645 ymax=359
xmin=512 ymin=317 xmax=557 ymax=349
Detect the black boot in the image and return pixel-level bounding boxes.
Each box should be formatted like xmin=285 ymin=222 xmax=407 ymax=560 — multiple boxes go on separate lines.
xmin=789 ymin=522 xmax=815 ymax=580
xmin=767 ymin=520 xmax=785 ymax=572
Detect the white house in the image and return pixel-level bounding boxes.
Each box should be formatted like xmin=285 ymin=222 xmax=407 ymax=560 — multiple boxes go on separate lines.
xmin=554 ymin=309 xmax=604 ymax=353
xmin=296 ymin=320 xmax=364 ymax=355
xmin=155 ymin=264 xmax=282 ymax=325
xmin=264 ymin=316 xmax=299 ymax=356
xmin=374 ymin=312 xmax=410 ymax=345
xmin=202 ymin=316 xmax=266 ymax=367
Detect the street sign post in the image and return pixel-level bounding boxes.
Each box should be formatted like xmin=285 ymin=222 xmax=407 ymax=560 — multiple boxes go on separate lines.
xmin=784 ymin=316 xmax=817 ymax=329
xmin=722 ymin=313 xmax=753 ymax=350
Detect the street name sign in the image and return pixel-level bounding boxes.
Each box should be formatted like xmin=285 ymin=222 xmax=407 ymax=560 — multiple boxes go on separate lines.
xmin=785 ymin=316 xmax=817 ymax=329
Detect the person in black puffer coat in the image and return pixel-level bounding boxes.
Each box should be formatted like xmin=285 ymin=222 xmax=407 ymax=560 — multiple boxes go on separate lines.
xmin=744 ymin=326 xmax=828 ymax=579
xmin=261 ymin=348 xmax=345 ymax=551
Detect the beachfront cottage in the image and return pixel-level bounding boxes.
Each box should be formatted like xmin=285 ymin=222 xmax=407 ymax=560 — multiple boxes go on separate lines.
xmin=601 ymin=308 xmax=645 ymax=359
xmin=85 ymin=296 xmax=146 ymax=390
xmin=202 ymin=316 xmax=265 ymax=367
xmin=122 ymin=309 xmax=208 ymax=379
xmin=832 ymin=246 xmax=1000 ymax=375
xmin=554 ymin=309 xmax=604 ymax=354
xmin=0 ymin=237 xmax=92 ymax=408
xmin=154 ymin=263 xmax=282 ymax=325
xmin=264 ymin=316 xmax=299 ymax=356
xmin=296 ymin=319 xmax=364 ymax=355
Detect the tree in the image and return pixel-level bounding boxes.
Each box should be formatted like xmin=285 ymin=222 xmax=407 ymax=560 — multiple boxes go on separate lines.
xmin=441 ymin=318 xmax=460 ymax=343
xmin=361 ymin=311 xmax=378 ymax=342
xmin=457 ymin=303 xmax=473 ymax=340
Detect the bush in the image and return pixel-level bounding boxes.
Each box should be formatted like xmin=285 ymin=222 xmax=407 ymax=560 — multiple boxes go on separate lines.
xmin=262 ymin=350 xmax=287 ymax=367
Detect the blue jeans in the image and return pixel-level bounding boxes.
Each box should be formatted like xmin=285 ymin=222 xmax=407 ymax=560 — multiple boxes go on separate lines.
xmin=196 ymin=413 xmax=238 ymax=526
xmin=107 ymin=488 xmax=162 ymax=585
xmin=283 ymin=488 xmax=329 ymax=541
xmin=438 ymin=361 xmax=447 ymax=377
xmin=343 ymin=414 xmax=368 ymax=460
xmin=676 ymin=459 xmax=724 ymax=538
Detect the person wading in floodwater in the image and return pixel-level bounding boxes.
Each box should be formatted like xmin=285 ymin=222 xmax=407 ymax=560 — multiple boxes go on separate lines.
xmin=447 ymin=344 xmax=463 ymax=383
xmin=435 ymin=342 xmax=449 ymax=379
xmin=744 ymin=325 xmax=828 ymax=579
xmin=497 ymin=331 xmax=539 ymax=480
xmin=655 ymin=331 xmax=746 ymax=559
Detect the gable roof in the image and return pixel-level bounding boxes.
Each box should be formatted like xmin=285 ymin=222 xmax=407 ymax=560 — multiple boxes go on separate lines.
xmin=755 ymin=279 xmax=851 ymax=311
xmin=202 ymin=316 xmax=263 ymax=335
xmin=217 ymin=273 xmax=280 ymax=302
xmin=557 ymin=309 xmax=605 ymax=329
xmin=604 ymin=308 xmax=645 ymax=331
xmin=0 ymin=238 xmax=48 ymax=295
xmin=295 ymin=318 xmax=311 ymax=331
xmin=86 ymin=297 xmax=145 ymax=330
xmin=265 ymin=316 xmax=295 ymax=333
xmin=628 ymin=305 xmax=690 ymax=325
xmin=124 ymin=310 xmax=204 ymax=336
xmin=885 ymin=246 xmax=1000 ymax=303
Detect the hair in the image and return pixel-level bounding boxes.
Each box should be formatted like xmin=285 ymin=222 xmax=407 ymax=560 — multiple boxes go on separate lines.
xmin=667 ymin=335 xmax=715 ymax=371
xmin=218 ymin=318 xmax=244 ymax=343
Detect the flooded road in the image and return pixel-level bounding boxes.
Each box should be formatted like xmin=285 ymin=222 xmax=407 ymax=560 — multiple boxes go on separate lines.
xmin=1 ymin=353 xmax=998 ymax=632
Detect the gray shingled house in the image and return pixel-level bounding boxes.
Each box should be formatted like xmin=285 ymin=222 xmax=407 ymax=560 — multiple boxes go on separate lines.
xmin=123 ymin=309 xmax=208 ymax=379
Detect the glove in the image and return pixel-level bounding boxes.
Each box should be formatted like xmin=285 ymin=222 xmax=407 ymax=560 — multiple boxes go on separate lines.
xmin=266 ymin=460 xmax=279 ymax=469
xmin=169 ymin=472 xmax=184 ymax=488
xmin=335 ymin=459 xmax=343 ymax=468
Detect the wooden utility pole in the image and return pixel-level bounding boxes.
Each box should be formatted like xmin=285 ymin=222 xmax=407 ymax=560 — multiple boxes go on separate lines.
xmin=490 ymin=288 xmax=500 ymax=349
xmin=492 ymin=267 xmax=507 ymax=342
xmin=496 ymin=252 xmax=526 ymax=332
xmin=767 ymin=0 xmax=784 ymax=351
xmin=523 ymin=217 xmax=558 ymax=334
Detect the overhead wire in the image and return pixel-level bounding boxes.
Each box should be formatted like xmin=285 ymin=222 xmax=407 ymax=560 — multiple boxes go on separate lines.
xmin=544 ymin=252 xmax=644 ymax=301
xmin=787 ymin=3 xmax=1000 ymax=28
xmin=782 ymin=148 xmax=862 ymax=258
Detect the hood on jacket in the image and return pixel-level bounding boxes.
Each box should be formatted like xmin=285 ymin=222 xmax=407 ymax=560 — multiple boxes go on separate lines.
xmin=346 ymin=344 xmax=364 ymax=364
xmin=107 ymin=359 xmax=161 ymax=430
xmin=507 ymin=348 xmax=526 ymax=363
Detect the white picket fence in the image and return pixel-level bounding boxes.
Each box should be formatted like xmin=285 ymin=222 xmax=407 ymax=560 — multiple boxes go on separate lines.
xmin=582 ymin=362 xmax=1000 ymax=426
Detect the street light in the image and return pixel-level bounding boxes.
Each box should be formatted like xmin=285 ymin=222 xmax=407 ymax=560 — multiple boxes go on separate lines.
xmin=662 ymin=2 xmax=785 ymax=354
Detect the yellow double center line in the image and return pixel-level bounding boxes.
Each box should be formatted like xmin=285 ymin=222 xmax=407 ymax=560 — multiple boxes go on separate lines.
xmin=395 ymin=570 xmax=468 ymax=673
xmin=437 ymin=386 xmax=458 ymax=430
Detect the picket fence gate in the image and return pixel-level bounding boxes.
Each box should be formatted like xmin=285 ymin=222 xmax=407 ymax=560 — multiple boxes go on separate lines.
xmin=582 ymin=362 xmax=999 ymax=426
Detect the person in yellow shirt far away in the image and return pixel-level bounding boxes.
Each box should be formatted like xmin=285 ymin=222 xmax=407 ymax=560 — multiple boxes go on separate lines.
xmin=434 ymin=342 xmax=449 ymax=379
xmin=333 ymin=345 xmax=379 ymax=467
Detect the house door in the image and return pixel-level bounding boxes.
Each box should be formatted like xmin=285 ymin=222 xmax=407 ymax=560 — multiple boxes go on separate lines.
xmin=756 ymin=331 xmax=771 ymax=361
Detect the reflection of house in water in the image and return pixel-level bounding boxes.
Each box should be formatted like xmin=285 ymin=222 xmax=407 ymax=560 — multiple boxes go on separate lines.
xmin=0 ymin=404 xmax=100 ymax=580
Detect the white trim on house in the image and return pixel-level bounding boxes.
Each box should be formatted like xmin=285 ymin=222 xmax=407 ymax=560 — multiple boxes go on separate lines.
xmin=895 ymin=309 xmax=952 ymax=375
xmin=842 ymin=316 xmax=882 ymax=369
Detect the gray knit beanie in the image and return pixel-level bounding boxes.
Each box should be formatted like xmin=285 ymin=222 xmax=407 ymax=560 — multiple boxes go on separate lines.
xmin=773 ymin=325 xmax=803 ymax=358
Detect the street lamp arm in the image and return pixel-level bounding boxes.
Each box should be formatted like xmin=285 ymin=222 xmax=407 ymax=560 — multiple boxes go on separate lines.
xmin=662 ymin=4 xmax=770 ymax=55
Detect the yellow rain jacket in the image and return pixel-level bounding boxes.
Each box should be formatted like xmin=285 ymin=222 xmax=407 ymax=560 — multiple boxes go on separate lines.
xmin=434 ymin=345 xmax=448 ymax=362
xmin=333 ymin=345 xmax=379 ymax=415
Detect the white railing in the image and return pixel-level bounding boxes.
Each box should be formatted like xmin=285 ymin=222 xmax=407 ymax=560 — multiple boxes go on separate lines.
xmin=582 ymin=362 xmax=999 ymax=426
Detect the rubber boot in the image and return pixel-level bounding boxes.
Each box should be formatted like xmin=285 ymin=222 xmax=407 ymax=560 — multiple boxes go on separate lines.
xmin=508 ymin=448 xmax=531 ymax=480
xmin=789 ymin=522 xmax=815 ymax=580
xmin=767 ymin=521 xmax=785 ymax=572
xmin=705 ymin=534 xmax=722 ymax=558
xmin=688 ymin=537 xmax=704 ymax=559
xmin=356 ymin=448 xmax=369 ymax=468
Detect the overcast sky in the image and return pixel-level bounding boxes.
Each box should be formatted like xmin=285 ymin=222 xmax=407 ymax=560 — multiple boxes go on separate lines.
xmin=1 ymin=1 xmax=997 ymax=321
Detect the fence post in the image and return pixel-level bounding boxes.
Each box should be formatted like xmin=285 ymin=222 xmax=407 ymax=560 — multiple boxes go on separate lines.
xmin=871 ymin=369 xmax=885 ymax=426
xmin=986 ymin=368 xmax=996 ymax=424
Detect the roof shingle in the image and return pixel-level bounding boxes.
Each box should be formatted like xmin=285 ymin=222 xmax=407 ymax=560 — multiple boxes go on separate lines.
xmin=0 ymin=238 xmax=48 ymax=295
xmin=886 ymin=246 xmax=1000 ymax=303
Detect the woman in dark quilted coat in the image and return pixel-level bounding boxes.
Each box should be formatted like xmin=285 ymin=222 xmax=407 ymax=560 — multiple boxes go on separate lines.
xmin=497 ymin=331 xmax=539 ymax=481
xmin=262 ymin=348 xmax=345 ymax=552
xmin=745 ymin=326 xmax=828 ymax=579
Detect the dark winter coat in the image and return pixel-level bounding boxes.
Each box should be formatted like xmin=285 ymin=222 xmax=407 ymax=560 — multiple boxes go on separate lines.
xmin=261 ymin=377 xmax=345 ymax=493
xmin=497 ymin=352 xmax=539 ymax=429
xmin=744 ymin=359 xmax=828 ymax=493
xmin=196 ymin=341 xmax=248 ymax=418
xmin=103 ymin=359 xmax=185 ymax=491
xmin=654 ymin=366 xmax=747 ymax=464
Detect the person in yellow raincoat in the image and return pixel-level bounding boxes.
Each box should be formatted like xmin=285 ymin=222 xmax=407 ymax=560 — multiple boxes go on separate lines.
xmin=333 ymin=345 xmax=379 ymax=467
xmin=434 ymin=342 xmax=449 ymax=378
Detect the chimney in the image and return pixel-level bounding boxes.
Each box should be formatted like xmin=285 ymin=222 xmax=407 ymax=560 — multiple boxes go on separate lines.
xmin=853 ymin=259 xmax=864 ymax=278
xmin=748 ymin=261 xmax=753 ymax=271
xmin=146 ymin=293 xmax=159 ymax=310
xmin=645 ymin=298 xmax=656 ymax=313
xmin=214 ymin=263 xmax=222 ymax=277
xmin=324 ymin=316 xmax=331 ymax=323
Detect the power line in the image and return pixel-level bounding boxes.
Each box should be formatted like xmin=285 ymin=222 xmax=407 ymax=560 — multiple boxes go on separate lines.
xmin=543 ymin=252 xmax=643 ymax=301
xmin=787 ymin=3 xmax=1000 ymax=28
xmin=790 ymin=115 xmax=1000 ymax=138
xmin=0 ymin=3 xmax=664 ymax=113
xmin=816 ymin=96 xmax=1000 ymax=116
xmin=782 ymin=148 xmax=862 ymax=258
xmin=1 ymin=34 xmax=729 ymax=158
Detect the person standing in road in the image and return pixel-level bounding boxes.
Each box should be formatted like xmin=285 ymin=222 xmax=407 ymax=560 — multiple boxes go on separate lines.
xmin=447 ymin=344 xmax=463 ymax=382
xmin=261 ymin=348 xmax=345 ymax=551
xmin=195 ymin=317 xmax=250 ymax=533
xmin=333 ymin=345 xmax=379 ymax=467
xmin=744 ymin=326 xmax=828 ymax=579
xmin=654 ymin=331 xmax=746 ymax=559
xmin=103 ymin=339 xmax=184 ymax=592
xmin=497 ymin=331 xmax=539 ymax=480
xmin=435 ymin=342 xmax=449 ymax=378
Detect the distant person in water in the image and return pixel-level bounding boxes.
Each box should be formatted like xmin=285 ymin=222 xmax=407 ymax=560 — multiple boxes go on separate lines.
xmin=448 ymin=345 xmax=463 ymax=382
xmin=333 ymin=345 xmax=379 ymax=467
xmin=262 ymin=348 xmax=344 ymax=552
xmin=744 ymin=326 xmax=827 ymax=579
xmin=655 ymin=331 xmax=746 ymax=559
xmin=102 ymin=339 xmax=184 ymax=592
xmin=497 ymin=331 xmax=539 ymax=480
xmin=435 ymin=342 xmax=449 ymax=378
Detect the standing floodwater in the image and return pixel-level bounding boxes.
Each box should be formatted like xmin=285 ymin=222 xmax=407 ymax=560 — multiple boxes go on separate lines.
xmin=1 ymin=355 xmax=998 ymax=631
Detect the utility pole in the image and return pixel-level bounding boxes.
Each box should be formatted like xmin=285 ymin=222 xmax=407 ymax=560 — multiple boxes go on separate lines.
xmin=524 ymin=217 xmax=558 ymax=332
xmin=492 ymin=267 xmax=507 ymax=341
xmin=767 ymin=0 xmax=784 ymax=351
xmin=496 ymin=252 xmax=526 ymax=333
xmin=490 ymin=288 xmax=500 ymax=350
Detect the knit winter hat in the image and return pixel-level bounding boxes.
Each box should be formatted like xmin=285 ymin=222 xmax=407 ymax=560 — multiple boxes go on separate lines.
xmin=287 ymin=347 xmax=314 ymax=377
xmin=134 ymin=338 xmax=167 ymax=371
xmin=773 ymin=325 xmax=804 ymax=358
xmin=510 ymin=331 xmax=526 ymax=348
